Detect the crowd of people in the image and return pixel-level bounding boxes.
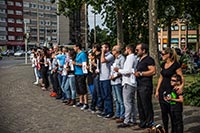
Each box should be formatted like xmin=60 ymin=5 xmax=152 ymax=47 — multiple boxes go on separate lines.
xmin=30 ymin=42 xmax=185 ymax=133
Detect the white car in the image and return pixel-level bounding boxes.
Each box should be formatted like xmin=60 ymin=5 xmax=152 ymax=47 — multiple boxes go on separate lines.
xmin=14 ymin=50 xmax=25 ymax=57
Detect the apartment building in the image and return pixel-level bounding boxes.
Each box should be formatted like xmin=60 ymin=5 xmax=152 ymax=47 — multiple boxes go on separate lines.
xmin=0 ymin=0 xmax=24 ymax=50
xmin=23 ymin=0 xmax=58 ymax=47
xmin=0 ymin=0 xmax=7 ymax=49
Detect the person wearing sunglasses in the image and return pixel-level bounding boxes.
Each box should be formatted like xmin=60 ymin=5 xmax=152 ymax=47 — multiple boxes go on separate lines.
xmin=155 ymin=47 xmax=184 ymax=133
xmin=164 ymin=74 xmax=184 ymax=133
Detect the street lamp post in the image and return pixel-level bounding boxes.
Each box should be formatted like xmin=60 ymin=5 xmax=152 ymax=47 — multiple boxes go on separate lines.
xmin=24 ymin=22 xmax=29 ymax=64
xmin=182 ymin=13 xmax=191 ymax=49
xmin=165 ymin=6 xmax=175 ymax=48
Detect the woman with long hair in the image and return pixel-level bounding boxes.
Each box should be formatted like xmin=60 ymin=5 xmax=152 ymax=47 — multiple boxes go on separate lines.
xmin=155 ymin=47 xmax=184 ymax=133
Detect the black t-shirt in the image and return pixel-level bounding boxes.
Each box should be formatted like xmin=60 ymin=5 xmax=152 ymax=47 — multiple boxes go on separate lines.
xmin=136 ymin=56 xmax=155 ymax=88
xmin=159 ymin=61 xmax=181 ymax=101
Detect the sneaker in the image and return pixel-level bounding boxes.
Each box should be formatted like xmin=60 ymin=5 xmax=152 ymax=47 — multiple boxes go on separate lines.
xmin=41 ymin=87 xmax=46 ymax=91
xmin=104 ymin=113 xmax=114 ymax=119
xmin=75 ymin=102 xmax=83 ymax=107
xmin=81 ymin=104 xmax=89 ymax=110
xmin=96 ymin=110 xmax=102 ymax=114
xmin=117 ymin=123 xmax=130 ymax=128
xmin=33 ymin=82 xmax=39 ymax=85
xmin=97 ymin=112 xmax=106 ymax=118
xmin=62 ymin=99 xmax=68 ymax=103
xmin=50 ymin=92 xmax=57 ymax=97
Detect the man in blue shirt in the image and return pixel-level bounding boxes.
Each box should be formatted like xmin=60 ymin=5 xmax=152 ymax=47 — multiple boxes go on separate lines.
xmin=73 ymin=44 xmax=89 ymax=110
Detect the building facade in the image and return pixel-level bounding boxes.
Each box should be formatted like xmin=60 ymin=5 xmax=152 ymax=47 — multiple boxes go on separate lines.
xmin=0 ymin=0 xmax=24 ymax=50
xmin=0 ymin=0 xmax=7 ymax=50
xmin=158 ymin=21 xmax=200 ymax=51
xmin=23 ymin=0 xmax=58 ymax=48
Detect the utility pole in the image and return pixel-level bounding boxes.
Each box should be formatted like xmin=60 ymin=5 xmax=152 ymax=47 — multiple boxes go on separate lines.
xmin=94 ymin=13 xmax=96 ymax=43
xmin=24 ymin=22 xmax=28 ymax=64
xmin=36 ymin=0 xmax=40 ymax=47
xmin=85 ymin=3 xmax=88 ymax=50
xmin=56 ymin=0 xmax=59 ymax=45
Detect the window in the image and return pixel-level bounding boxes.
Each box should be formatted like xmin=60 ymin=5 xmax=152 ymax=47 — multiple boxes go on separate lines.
xmin=40 ymin=20 xmax=44 ymax=25
xmin=31 ymin=3 xmax=37 ymax=8
xmin=24 ymin=19 xmax=30 ymax=24
xmin=0 ymin=1 xmax=6 ymax=4
xmin=16 ymin=28 xmax=23 ymax=32
xmin=30 ymin=20 xmax=37 ymax=25
xmin=16 ymin=2 xmax=22 ymax=7
xmin=0 ymin=36 xmax=6 ymax=40
xmin=0 ymin=27 xmax=6 ymax=31
xmin=39 ymin=4 xmax=44 ymax=9
xmin=51 ymin=21 xmax=57 ymax=26
xmin=188 ymin=25 xmax=195 ymax=30
xmin=23 ymin=2 xmax=29 ymax=7
xmin=171 ymin=25 xmax=179 ymax=31
xmin=181 ymin=25 xmax=186 ymax=31
xmin=16 ymin=10 xmax=22 ymax=15
xmin=8 ymin=18 xmax=15 ymax=23
xmin=45 ymin=20 xmax=51 ymax=26
xmin=8 ymin=36 xmax=15 ymax=40
xmin=16 ymin=19 xmax=23 ymax=24
xmin=0 ymin=17 xmax=6 ymax=22
xmin=7 ymin=10 xmax=14 ymax=14
xmin=39 ymin=13 xmax=44 ymax=17
xmin=51 ymin=6 xmax=56 ymax=11
xmin=7 ymin=1 xmax=14 ymax=6
xmin=8 ymin=27 xmax=15 ymax=32
xmin=16 ymin=36 xmax=23 ymax=40
xmin=0 ymin=9 xmax=6 ymax=13
xmin=45 ymin=5 xmax=50 ymax=10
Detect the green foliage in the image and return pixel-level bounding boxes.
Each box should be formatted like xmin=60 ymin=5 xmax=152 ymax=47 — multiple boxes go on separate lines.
xmin=89 ymin=26 xmax=112 ymax=45
xmin=184 ymin=76 xmax=200 ymax=106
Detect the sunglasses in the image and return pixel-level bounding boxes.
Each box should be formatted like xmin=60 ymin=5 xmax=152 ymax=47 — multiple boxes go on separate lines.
xmin=161 ymin=53 xmax=167 ymax=56
xmin=171 ymin=79 xmax=177 ymax=82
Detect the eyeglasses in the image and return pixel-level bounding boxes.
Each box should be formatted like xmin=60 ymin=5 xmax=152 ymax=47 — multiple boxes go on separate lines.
xmin=171 ymin=79 xmax=177 ymax=82
xmin=161 ymin=53 xmax=167 ymax=56
xmin=135 ymin=49 xmax=139 ymax=52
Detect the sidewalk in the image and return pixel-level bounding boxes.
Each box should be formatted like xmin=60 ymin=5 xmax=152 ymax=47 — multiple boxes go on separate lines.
xmin=0 ymin=64 xmax=199 ymax=133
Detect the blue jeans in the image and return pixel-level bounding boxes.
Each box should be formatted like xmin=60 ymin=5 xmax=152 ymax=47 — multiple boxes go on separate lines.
xmin=90 ymin=75 xmax=103 ymax=111
xmin=100 ymin=80 xmax=113 ymax=115
xmin=64 ymin=75 xmax=76 ymax=100
xmin=57 ymin=73 xmax=62 ymax=88
xmin=88 ymin=84 xmax=94 ymax=97
xmin=61 ymin=75 xmax=67 ymax=99
xmin=112 ymin=84 xmax=125 ymax=118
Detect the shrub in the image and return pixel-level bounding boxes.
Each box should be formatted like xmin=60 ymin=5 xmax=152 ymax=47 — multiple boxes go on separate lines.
xmin=184 ymin=78 xmax=200 ymax=106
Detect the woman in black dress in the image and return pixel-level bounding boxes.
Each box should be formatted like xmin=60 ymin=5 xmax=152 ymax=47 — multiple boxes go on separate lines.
xmin=155 ymin=48 xmax=184 ymax=133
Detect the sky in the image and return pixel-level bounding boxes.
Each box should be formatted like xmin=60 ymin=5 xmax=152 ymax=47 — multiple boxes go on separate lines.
xmin=88 ymin=5 xmax=106 ymax=30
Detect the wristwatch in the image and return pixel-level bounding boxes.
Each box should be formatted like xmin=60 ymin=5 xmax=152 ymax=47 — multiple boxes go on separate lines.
xmin=139 ymin=71 xmax=143 ymax=76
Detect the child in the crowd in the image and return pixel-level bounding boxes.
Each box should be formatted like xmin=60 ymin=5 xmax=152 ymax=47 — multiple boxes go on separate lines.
xmin=164 ymin=74 xmax=184 ymax=133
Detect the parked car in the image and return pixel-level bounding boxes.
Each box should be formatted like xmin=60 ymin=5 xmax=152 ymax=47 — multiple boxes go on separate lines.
xmin=1 ymin=51 xmax=8 ymax=56
xmin=14 ymin=50 xmax=25 ymax=57
xmin=9 ymin=50 xmax=15 ymax=56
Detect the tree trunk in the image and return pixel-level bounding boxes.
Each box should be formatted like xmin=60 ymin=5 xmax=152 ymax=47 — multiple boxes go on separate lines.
xmin=149 ymin=0 xmax=160 ymax=76
xmin=116 ymin=7 xmax=124 ymax=47
xmin=196 ymin=24 xmax=199 ymax=51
